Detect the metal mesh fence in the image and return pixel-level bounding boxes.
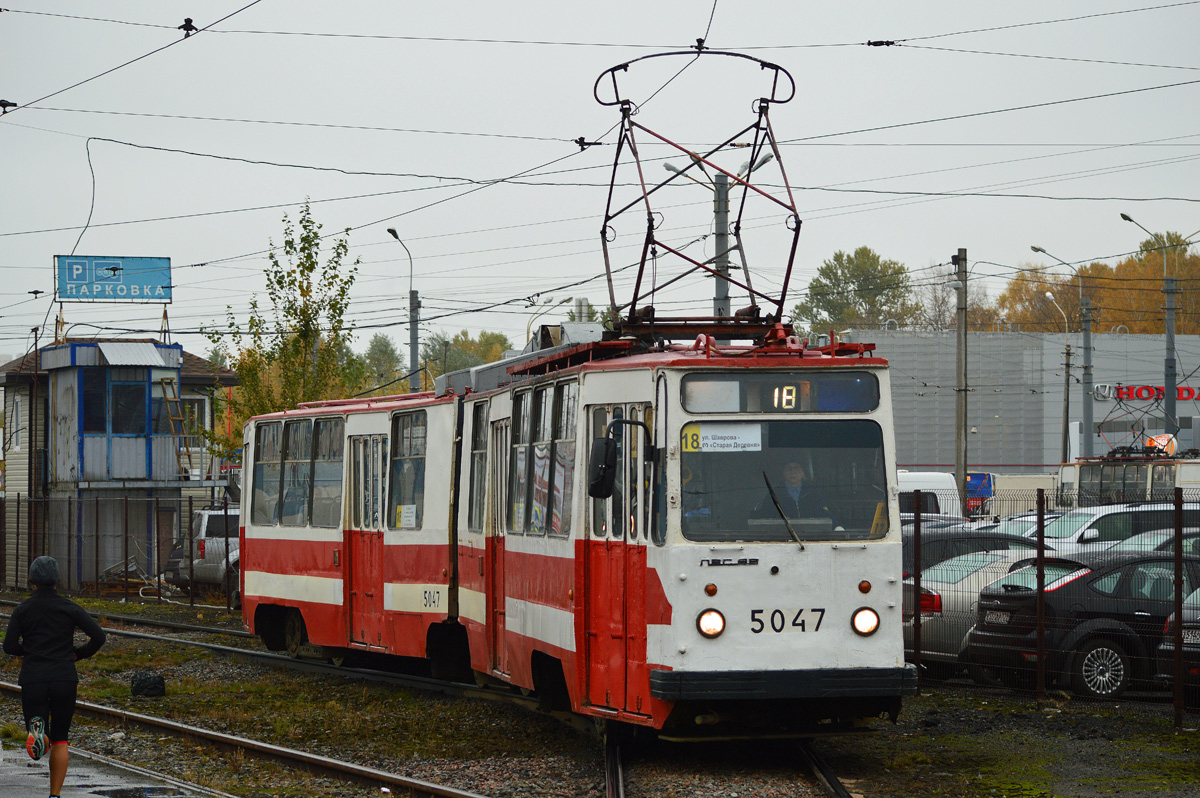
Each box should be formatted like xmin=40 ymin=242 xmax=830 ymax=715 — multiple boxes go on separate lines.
xmin=905 ymin=488 xmax=1200 ymax=727
xmin=0 ymin=494 xmax=239 ymax=611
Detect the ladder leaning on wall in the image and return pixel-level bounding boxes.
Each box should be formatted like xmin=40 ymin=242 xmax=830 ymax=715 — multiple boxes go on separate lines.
xmin=159 ymin=377 xmax=195 ymax=479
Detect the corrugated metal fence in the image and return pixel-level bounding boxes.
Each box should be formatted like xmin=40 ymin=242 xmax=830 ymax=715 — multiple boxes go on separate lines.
xmin=0 ymin=494 xmax=238 ymax=611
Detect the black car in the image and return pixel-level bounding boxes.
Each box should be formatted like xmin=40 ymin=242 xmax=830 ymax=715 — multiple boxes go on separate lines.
xmin=966 ymin=550 xmax=1200 ymax=698
xmin=902 ymin=528 xmax=1042 ymax=578
xmin=1155 ymin=586 xmax=1200 ymax=707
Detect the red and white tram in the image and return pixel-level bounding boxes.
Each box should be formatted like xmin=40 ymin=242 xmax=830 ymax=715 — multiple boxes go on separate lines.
xmin=240 ymin=330 xmax=916 ymax=735
xmin=239 ymin=50 xmax=916 ymax=736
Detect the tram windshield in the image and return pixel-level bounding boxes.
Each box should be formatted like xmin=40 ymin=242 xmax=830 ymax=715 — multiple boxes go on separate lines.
xmin=679 ymin=419 xmax=889 ymax=542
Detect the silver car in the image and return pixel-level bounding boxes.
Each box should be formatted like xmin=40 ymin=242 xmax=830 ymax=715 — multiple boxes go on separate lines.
xmin=904 ymin=550 xmax=1039 ymax=679
xmin=1033 ymin=502 xmax=1200 ymax=555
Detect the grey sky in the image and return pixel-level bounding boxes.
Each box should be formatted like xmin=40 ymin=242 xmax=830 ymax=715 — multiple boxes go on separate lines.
xmin=2 ymin=1 xmax=1198 ymax=365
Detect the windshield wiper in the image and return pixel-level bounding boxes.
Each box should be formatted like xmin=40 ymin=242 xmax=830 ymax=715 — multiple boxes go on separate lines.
xmin=762 ymin=471 xmax=804 ymax=550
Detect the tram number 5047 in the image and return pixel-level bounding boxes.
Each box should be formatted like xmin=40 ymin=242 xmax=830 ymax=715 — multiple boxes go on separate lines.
xmin=750 ymin=608 xmax=825 ymax=633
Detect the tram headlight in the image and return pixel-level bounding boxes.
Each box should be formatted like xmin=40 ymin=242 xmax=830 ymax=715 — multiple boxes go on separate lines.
xmin=697 ymin=608 xmax=725 ymax=639
xmin=851 ymin=607 xmax=880 ymax=637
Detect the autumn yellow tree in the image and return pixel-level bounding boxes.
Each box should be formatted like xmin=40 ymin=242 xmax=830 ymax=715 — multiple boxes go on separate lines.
xmin=420 ymin=329 xmax=513 ymax=385
xmin=998 ymin=233 xmax=1198 ymax=335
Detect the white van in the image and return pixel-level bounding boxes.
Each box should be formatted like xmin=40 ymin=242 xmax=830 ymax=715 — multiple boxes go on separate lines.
xmin=898 ymin=470 xmax=963 ymax=517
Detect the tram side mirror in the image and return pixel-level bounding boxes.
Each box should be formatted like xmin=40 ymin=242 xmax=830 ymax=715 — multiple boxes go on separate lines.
xmin=588 ymin=436 xmax=618 ymax=499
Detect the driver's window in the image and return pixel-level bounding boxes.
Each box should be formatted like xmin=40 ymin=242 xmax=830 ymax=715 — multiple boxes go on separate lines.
xmin=1090 ymin=513 xmax=1133 ymax=543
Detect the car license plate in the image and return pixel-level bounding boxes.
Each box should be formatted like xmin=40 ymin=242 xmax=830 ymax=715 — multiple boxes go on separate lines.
xmin=985 ymin=610 xmax=1010 ymax=625
xmin=1184 ymin=628 xmax=1200 ymax=644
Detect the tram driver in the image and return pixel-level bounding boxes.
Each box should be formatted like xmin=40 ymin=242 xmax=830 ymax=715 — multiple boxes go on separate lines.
xmin=751 ymin=459 xmax=844 ymax=530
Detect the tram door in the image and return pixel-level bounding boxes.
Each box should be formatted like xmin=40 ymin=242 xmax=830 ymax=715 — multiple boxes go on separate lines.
xmin=489 ymin=419 xmax=511 ymax=675
xmin=348 ymin=435 xmax=387 ymax=647
xmin=584 ymin=404 xmax=651 ymax=714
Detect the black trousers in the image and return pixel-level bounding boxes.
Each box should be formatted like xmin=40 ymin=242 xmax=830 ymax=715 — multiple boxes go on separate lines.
xmin=21 ymin=681 xmax=78 ymax=742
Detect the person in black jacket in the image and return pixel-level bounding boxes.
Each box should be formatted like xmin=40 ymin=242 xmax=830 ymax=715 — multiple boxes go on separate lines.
xmin=751 ymin=460 xmax=843 ymax=529
xmin=3 ymin=556 xmax=106 ymax=798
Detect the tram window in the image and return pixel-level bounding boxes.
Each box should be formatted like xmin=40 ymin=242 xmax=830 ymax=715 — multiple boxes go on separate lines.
xmin=351 ymin=438 xmax=363 ymax=529
xmin=1152 ymin=465 xmax=1176 ymax=500
xmin=311 ymin=418 xmax=344 ymax=528
xmin=371 ymin=438 xmax=382 ymax=528
xmin=281 ymin=420 xmax=313 ymax=527
xmin=1079 ymin=464 xmax=1100 ymax=505
xmin=252 ymin=422 xmax=283 ymax=526
xmin=644 ymin=407 xmax=655 ymax=540
xmin=528 ymin=386 xmax=555 ymax=535
xmin=550 ymin=382 xmax=577 ymax=537
xmin=682 ymin=371 xmax=879 ymax=413
xmin=492 ymin=420 xmax=510 ymax=532
xmin=628 ymin=407 xmax=640 ymax=538
xmin=679 ymin=419 xmax=888 ymax=543
xmin=510 ymin=392 xmax=532 ymax=533
xmin=612 ymin=406 xmax=626 ymax=539
xmin=468 ymin=402 xmax=489 ymax=533
xmin=591 ymin=407 xmax=608 ymax=538
xmin=388 ymin=412 xmax=426 ymax=530
xmin=1124 ymin=465 xmax=1147 ymax=502
xmin=1101 ymin=464 xmax=1122 ymax=503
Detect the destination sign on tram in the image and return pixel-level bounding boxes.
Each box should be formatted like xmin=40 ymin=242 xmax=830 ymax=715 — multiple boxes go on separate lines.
xmin=682 ymin=371 xmax=879 ymax=413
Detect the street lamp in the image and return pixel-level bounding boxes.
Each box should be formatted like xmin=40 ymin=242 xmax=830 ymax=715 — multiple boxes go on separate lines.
xmin=1046 ymin=291 xmax=1072 ymax=464
xmin=1121 ymin=212 xmax=1177 ymax=436
xmin=386 ymin=227 xmax=421 ymax=393
xmin=1031 ymin=245 xmax=1094 ymax=456
xmin=526 ymin=296 xmax=572 ymax=344
xmin=1030 ymin=246 xmax=1083 ymax=311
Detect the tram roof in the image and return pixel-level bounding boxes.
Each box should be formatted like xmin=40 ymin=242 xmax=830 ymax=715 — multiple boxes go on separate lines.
xmin=246 ymin=330 xmax=889 ymax=424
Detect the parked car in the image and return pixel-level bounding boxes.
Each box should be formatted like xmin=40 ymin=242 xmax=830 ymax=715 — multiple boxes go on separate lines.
xmin=904 ymin=550 xmax=1039 ymax=679
xmin=973 ymin=511 xmax=1064 ymax=537
xmin=966 ymin=550 xmax=1200 ymax=698
xmin=898 ymin=470 xmax=962 ymax=516
xmin=1031 ymin=502 xmax=1200 ymax=554
xmin=1155 ymin=586 xmax=1200 ymax=707
xmin=1111 ymin=528 xmax=1200 ymax=556
xmin=902 ymin=528 xmax=1042 ymax=578
xmin=163 ymin=504 xmax=240 ymax=596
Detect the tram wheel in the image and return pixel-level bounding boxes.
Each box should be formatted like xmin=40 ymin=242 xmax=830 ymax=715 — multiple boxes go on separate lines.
xmin=284 ymin=609 xmax=308 ymax=658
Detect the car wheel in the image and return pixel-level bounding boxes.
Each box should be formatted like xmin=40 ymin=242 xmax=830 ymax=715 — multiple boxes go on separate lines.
xmin=284 ymin=609 xmax=308 ymax=659
xmin=1071 ymin=639 xmax=1130 ymax=698
xmin=968 ymin=663 xmax=1004 ymax=688
xmin=919 ymin=661 xmax=960 ymax=681
xmin=224 ymin=565 xmax=241 ymax=609
xmin=997 ymin=667 xmax=1034 ymax=691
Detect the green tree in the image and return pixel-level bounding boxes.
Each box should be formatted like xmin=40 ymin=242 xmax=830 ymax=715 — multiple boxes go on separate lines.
xmin=790 ymin=246 xmax=920 ymax=332
xmin=204 ymin=203 xmax=360 ymax=456
xmin=361 ymin=333 xmax=403 ymax=395
xmin=421 ymin=329 xmax=513 ymax=383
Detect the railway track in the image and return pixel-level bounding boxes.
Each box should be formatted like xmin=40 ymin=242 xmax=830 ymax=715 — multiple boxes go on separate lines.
xmin=0 ymin=679 xmax=489 ymax=798
xmin=605 ymin=727 xmax=625 ymax=798
xmin=797 ymin=740 xmax=855 ymax=798
xmin=4 ymin=600 xmax=846 ymax=797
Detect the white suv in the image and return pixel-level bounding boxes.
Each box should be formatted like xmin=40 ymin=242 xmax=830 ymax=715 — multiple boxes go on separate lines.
xmin=1032 ymin=502 xmax=1200 ymax=554
xmin=164 ymin=505 xmax=240 ymax=596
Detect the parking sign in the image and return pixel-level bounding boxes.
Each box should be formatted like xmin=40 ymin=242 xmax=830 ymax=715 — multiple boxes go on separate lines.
xmin=54 ymin=256 xmax=172 ymax=303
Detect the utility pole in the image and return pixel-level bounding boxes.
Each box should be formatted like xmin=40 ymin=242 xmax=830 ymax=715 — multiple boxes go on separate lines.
xmin=713 ymin=173 xmax=730 ymax=318
xmin=386 ymin=228 xmax=421 ymax=394
xmin=953 ymin=248 xmax=968 ymax=516
xmin=1165 ymin=276 xmax=1178 ymax=435
xmin=1081 ymin=299 xmax=1094 ymax=457
xmin=1061 ymin=344 xmax=1072 ymax=464
xmin=409 ymin=289 xmax=421 ymax=393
